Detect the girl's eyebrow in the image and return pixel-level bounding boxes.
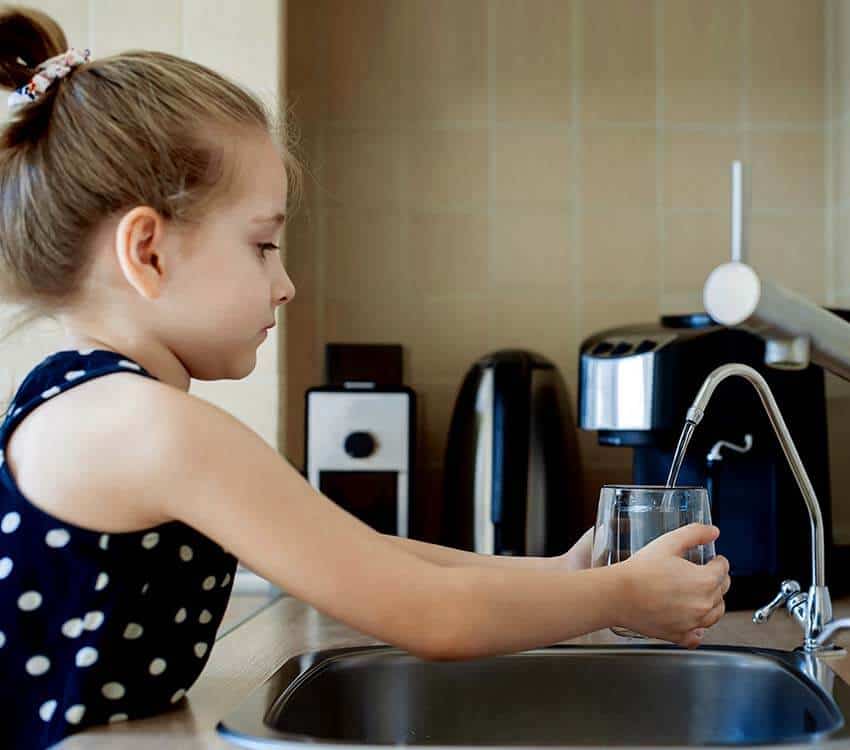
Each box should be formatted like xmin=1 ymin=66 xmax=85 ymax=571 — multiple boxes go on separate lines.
xmin=251 ymin=212 xmax=287 ymax=226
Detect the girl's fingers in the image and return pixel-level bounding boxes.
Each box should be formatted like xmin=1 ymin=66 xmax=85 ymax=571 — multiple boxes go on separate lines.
xmin=700 ymin=599 xmax=725 ymax=628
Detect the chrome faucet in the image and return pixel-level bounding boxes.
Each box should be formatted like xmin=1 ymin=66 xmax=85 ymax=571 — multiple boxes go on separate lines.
xmin=683 ymin=362 xmax=836 ymax=653
xmin=693 ymin=163 xmax=849 ymax=653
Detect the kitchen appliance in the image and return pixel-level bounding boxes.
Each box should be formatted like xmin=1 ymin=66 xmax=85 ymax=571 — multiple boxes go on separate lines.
xmin=578 ymin=313 xmax=850 ymax=609
xmin=440 ymin=349 xmax=584 ymax=556
xmin=305 ymin=344 xmax=416 ymax=538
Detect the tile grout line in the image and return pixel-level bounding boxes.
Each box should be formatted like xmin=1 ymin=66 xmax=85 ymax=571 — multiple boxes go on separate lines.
xmin=319 ymin=119 xmax=825 ymax=133
xmin=826 ymin=0 xmax=837 ymax=307
xmin=178 ymin=0 xmax=185 ymax=56
xmin=656 ymin=0 xmax=665 ymax=308
xmin=741 ymin=0 xmax=751 ymax=265
xmin=315 ymin=123 xmax=327 ymax=378
xmin=487 ymin=0 xmax=495 ymax=338
xmin=396 ymin=15 xmax=411 ymax=379
xmin=571 ymin=0 xmax=583 ymax=358
xmin=88 ymin=0 xmax=95 ymax=53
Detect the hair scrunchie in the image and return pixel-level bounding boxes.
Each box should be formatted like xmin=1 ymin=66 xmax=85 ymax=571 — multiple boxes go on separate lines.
xmin=7 ymin=47 xmax=91 ymax=110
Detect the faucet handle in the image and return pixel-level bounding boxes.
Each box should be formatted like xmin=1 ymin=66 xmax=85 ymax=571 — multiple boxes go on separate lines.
xmin=753 ymin=580 xmax=801 ymax=624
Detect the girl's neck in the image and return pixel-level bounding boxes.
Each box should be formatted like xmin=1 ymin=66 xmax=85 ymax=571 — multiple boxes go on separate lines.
xmin=58 ymin=332 xmax=191 ymax=392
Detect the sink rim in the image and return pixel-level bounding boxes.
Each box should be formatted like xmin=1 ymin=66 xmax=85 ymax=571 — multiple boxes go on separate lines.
xmin=217 ymin=643 xmax=850 ymax=749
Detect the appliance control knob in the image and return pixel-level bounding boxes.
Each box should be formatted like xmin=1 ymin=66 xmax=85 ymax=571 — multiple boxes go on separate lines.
xmin=344 ymin=431 xmax=376 ymax=458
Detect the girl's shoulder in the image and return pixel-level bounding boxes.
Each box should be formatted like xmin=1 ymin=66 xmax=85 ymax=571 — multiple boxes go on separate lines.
xmin=4 ymin=351 xmax=182 ymax=534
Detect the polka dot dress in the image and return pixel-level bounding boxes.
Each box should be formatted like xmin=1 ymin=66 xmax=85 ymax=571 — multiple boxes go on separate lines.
xmin=0 ymin=350 xmax=237 ymax=749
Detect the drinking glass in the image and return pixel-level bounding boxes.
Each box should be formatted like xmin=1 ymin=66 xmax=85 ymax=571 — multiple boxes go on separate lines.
xmin=591 ymin=485 xmax=715 ymax=639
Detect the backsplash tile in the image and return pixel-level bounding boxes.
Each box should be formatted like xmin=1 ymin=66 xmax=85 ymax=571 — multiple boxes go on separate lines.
xmin=286 ymin=0 xmax=843 ymax=539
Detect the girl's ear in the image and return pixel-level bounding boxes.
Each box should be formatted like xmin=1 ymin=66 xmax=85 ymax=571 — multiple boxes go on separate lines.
xmin=114 ymin=206 xmax=167 ymax=300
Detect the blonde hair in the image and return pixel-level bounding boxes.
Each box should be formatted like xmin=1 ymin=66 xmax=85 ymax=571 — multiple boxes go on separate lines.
xmin=0 ymin=4 xmax=302 ymax=340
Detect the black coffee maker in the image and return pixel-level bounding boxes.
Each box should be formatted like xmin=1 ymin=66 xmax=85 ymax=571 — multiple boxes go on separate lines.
xmin=578 ymin=313 xmax=850 ymax=610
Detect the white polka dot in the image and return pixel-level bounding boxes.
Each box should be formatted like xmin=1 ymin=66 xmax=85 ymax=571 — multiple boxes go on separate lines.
xmin=179 ymin=545 xmax=193 ymax=562
xmin=64 ymin=370 xmax=86 ymax=381
xmin=2 ymin=511 xmax=21 ymax=533
xmin=39 ymin=699 xmax=57 ymax=722
xmin=12 ymin=407 xmax=21 ymax=417
xmin=141 ymin=583 xmax=149 ymax=595
xmin=174 ymin=608 xmax=187 ymax=624
xmin=75 ymin=647 xmax=98 ymax=667
xmin=170 ymin=689 xmax=186 ymax=704
xmin=61 ymin=618 xmax=84 ymax=638
xmin=149 ymin=658 xmax=167 ymax=675
xmin=202 ymin=576 xmax=216 ymax=590
xmin=199 ymin=609 xmax=212 ymax=625
xmin=41 ymin=386 xmax=60 ymax=399
xmin=109 ymin=713 xmax=129 ymax=723
xmin=123 ymin=623 xmax=143 ymax=640
xmin=95 ymin=572 xmax=109 ymax=591
xmin=0 ymin=630 xmax=5 ymax=648
xmin=142 ymin=532 xmax=159 ymax=549
xmin=99 ymin=534 xmax=109 ymax=550
xmin=194 ymin=642 xmax=208 ymax=658
xmin=0 ymin=556 xmax=13 ymax=579
xmin=77 ymin=348 xmax=95 ymax=355
xmin=118 ymin=359 xmax=141 ymax=371
xmin=45 ymin=529 xmax=70 ymax=548
xmin=65 ymin=705 xmax=86 ymax=724
xmin=18 ymin=591 xmax=42 ymax=611
xmin=221 ymin=572 xmax=232 ymax=587
xmin=102 ymin=682 xmax=125 ymax=700
xmin=26 ymin=655 xmax=50 ymax=676
xmin=83 ymin=611 xmax=104 ymax=631
xmin=0 ymin=448 xmax=4 ymax=465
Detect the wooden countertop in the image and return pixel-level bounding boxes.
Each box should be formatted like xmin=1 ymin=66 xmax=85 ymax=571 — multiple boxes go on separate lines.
xmin=63 ymin=593 xmax=850 ymax=749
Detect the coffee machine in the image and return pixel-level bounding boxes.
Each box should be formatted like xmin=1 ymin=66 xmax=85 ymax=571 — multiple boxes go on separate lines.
xmin=578 ymin=313 xmax=850 ymax=610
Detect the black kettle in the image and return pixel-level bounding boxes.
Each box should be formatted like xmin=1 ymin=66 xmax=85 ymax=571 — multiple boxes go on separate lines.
xmin=440 ymin=349 xmax=584 ymax=556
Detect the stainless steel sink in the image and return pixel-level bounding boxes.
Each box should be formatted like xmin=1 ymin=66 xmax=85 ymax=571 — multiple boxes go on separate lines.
xmin=217 ymin=644 xmax=850 ymax=747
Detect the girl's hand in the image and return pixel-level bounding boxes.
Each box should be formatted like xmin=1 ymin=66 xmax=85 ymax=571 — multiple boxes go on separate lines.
xmin=554 ymin=526 xmax=594 ymax=571
xmin=618 ymin=523 xmax=730 ymax=648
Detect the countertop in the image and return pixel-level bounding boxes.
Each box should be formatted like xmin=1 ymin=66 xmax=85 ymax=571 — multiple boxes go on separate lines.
xmin=62 ymin=593 xmax=850 ymax=749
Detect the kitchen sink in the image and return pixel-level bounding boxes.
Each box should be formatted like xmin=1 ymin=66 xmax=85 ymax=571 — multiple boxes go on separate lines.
xmin=217 ymin=644 xmax=850 ymax=747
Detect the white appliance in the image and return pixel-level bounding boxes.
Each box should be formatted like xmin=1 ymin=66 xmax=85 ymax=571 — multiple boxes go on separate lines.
xmin=305 ymin=385 xmax=416 ymax=537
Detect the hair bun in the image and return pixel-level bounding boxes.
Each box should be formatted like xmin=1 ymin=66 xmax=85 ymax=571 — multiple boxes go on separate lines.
xmin=0 ymin=6 xmax=68 ymax=92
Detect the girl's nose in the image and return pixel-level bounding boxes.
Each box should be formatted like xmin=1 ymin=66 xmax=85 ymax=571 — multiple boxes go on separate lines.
xmin=273 ymin=266 xmax=296 ymax=306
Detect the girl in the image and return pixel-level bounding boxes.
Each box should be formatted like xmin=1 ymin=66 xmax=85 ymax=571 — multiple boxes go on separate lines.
xmin=0 ymin=7 xmax=730 ymax=749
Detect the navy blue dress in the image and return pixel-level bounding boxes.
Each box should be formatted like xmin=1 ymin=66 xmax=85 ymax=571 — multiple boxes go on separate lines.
xmin=0 ymin=349 xmax=238 ymax=749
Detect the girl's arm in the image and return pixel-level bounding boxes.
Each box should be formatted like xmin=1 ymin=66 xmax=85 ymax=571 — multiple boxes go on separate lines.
xmin=381 ymin=525 xmax=594 ymax=571
xmin=122 ymin=379 xmax=724 ymax=659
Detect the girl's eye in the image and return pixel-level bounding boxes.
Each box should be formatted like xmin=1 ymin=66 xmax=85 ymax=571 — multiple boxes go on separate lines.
xmin=256 ymin=243 xmax=280 ymax=257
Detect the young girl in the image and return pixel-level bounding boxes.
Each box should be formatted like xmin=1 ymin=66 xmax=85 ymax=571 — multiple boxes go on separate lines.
xmin=0 ymin=7 xmax=730 ymax=749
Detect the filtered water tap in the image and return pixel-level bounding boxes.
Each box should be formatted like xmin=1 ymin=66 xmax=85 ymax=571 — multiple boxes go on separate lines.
xmin=684 ymin=362 xmax=835 ymax=653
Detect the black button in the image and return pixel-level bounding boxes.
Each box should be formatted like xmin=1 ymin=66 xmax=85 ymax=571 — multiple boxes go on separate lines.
xmin=344 ymin=431 xmax=376 ymax=458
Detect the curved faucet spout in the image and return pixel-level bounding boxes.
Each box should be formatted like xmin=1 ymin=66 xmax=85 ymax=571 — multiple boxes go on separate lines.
xmin=685 ymin=363 xmax=824 ymax=588
xmin=683 ymin=363 xmax=832 ymax=650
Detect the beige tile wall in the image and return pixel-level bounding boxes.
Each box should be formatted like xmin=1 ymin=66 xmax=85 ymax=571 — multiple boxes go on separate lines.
xmin=828 ymin=0 xmax=850 ymax=542
xmin=0 ymin=0 xmax=286 ymax=450
xmin=285 ymin=0 xmax=837 ymax=541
